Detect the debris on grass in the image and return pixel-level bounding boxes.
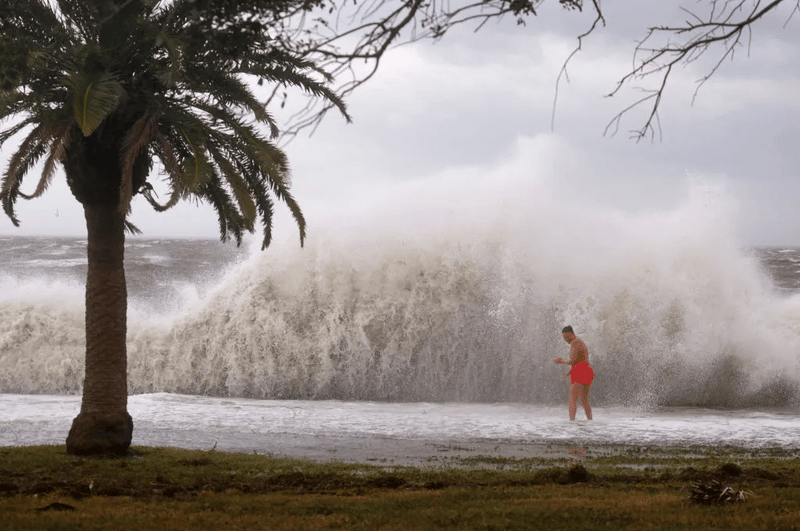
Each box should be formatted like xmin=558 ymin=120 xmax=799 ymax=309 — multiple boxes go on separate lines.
xmin=687 ymin=479 xmax=754 ymax=506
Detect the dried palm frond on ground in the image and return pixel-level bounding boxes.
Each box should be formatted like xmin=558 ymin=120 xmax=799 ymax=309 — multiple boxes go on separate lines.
xmin=688 ymin=479 xmax=754 ymax=506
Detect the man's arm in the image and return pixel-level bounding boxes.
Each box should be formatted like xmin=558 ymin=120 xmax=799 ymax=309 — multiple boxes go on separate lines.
xmin=569 ymin=341 xmax=579 ymax=365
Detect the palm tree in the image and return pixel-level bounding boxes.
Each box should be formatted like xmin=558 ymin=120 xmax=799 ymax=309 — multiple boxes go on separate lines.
xmin=0 ymin=0 xmax=348 ymax=456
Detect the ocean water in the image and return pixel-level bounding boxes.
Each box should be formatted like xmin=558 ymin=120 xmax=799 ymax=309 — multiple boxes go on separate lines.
xmin=1 ymin=178 xmax=800 ymax=458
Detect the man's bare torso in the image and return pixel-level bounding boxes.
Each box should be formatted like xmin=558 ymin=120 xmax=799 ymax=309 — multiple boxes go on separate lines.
xmin=570 ymin=337 xmax=588 ymax=365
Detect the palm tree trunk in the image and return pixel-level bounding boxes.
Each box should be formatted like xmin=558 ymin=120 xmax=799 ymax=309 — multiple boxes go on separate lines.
xmin=66 ymin=203 xmax=133 ymax=456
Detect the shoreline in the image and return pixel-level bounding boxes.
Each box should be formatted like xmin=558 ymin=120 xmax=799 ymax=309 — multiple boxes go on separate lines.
xmin=130 ymin=430 xmax=799 ymax=469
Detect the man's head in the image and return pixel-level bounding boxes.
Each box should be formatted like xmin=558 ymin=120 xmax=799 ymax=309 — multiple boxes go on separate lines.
xmin=561 ymin=325 xmax=575 ymax=343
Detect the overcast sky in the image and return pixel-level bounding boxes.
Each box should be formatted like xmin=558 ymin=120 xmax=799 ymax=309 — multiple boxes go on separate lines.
xmin=1 ymin=0 xmax=798 ymax=246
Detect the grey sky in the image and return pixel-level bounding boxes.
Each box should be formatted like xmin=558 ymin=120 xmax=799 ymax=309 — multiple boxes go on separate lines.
xmin=1 ymin=0 xmax=798 ymax=246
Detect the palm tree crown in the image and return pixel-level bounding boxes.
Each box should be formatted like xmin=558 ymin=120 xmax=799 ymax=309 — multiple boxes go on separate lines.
xmin=0 ymin=0 xmax=348 ymax=456
xmin=1 ymin=0 xmax=349 ymax=247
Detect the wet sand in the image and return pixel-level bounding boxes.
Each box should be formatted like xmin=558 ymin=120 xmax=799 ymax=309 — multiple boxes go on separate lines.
xmin=132 ymin=425 xmax=794 ymax=469
xmin=6 ymin=418 xmax=795 ymax=469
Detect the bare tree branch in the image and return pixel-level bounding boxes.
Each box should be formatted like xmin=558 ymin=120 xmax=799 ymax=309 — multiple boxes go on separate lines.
xmin=605 ymin=0 xmax=797 ymax=142
xmin=258 ymin=0 xmax=793 ymax=144
xmin=268 ymin=0 xmax=592 ymax=142
xmin=551 ymin=0 xmax=605 ymax=132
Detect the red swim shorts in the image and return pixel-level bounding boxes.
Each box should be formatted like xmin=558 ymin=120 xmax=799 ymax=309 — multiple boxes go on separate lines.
xmin=570 ymin=360 xmax=594 ymax=385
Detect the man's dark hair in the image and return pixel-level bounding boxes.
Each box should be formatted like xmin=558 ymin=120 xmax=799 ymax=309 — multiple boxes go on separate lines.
xmin=562 ymin=325 xmax=574 ymax=335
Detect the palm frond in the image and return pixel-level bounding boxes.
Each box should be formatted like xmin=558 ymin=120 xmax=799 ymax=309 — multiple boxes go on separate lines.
xmin=119 ymin=113 xmax=157 ymax=212
xmin=55 ymin=0 xmax=99 ymax=42
xmin=209 ymin=129 xmax=303 ymax=249
xmin=200 ymin=173 xmax=246 ymax=246
xmin=124 ymin=218 xmax=142 ymax=235
xmin=254 ymin=140 xmax=290 ymax=186
xmin=186 ymin=70 xmax=270 ymax=122
xmin=0 ymin=122 xmax=50 ymax=224
xmin=206 ymin=163 xmax=255 ymax=232
xmin=0 ymin=116 xmax=36 ymax=148
xmin=141 ymin=183 xmax=177 ymax=212
xmin=29 ymin=120 xmax=73 ymax=199
xmin=1 ymin=2 xmax=73 ymax=99
xmin=0 ymin=91 xmax=27 ymax=122
xmin=255 ymin=191 xmax=275 ymax=250
xmin=1 ymin=122 xmax=49 ymax=194
xmin=177 ymin=112 xmax=304 ymax=248
xmin=152 ymin=0 xmax=196 ymax=25
xmin=180 ymin=97 xmax=263 ymax=140
xmin=182 ymin=140 xmax=214 ymax=192
xmin=250 ymin=63 xmax=350 ymax=124
xmin=241 ymin=166 xmax=276 ymax=250
xmin=191 ymin=109 xmax=284 ymax=176
xmin=2 ymin=0 xmax=64 ymax=41
xmin=208 ymin=145 xmax=256 ymax=229
xmin=66 ymin=69 xmax=124 ymax=137
xmin=145 ymin=128 xmax=187 ymax=212
xmin=276 ymin=188 xmax=305 ymax=248
xmin=0 ymin=191 xmax=21 ymax=227
xmin=151 ymin=29 xmax=185 ymax=88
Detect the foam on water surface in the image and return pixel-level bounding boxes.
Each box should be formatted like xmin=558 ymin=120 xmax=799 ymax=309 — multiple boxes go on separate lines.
xmin=1 ymin=394 xmax=798 ymax=463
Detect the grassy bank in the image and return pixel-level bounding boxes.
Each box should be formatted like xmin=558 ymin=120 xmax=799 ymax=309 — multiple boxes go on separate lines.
xmin=1 ymin=445 xmax=799 ymax=530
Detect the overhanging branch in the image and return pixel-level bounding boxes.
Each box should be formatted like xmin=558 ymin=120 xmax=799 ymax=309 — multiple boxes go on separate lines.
xmin=269 ymin=0 xmax=591 ymax=142
xmin=604 ymin=0 xmax=797 ymax=142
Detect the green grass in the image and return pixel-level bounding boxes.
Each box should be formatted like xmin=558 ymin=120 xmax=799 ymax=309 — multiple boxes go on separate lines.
xmin=1 ymin=445 xmax=799 ymax=530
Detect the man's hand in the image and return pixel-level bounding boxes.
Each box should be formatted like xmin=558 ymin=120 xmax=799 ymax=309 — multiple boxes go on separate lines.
xmin=553 ymin=357 xmax=565 ymax=364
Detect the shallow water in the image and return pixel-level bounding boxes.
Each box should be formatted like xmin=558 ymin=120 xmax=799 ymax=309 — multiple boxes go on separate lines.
xmin=2 ymin=393 xmax=798 ymax=464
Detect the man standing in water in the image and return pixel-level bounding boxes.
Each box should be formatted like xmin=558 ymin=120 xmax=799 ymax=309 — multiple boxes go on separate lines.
xmin=553 ymin=325 xmax=594 ymax=421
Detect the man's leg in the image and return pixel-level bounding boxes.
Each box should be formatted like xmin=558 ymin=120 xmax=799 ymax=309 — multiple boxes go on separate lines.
xmin=568 ymin=383 xmax=578 ymax=421
xmin=579 ymin=384 xmax=592 ymax=420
